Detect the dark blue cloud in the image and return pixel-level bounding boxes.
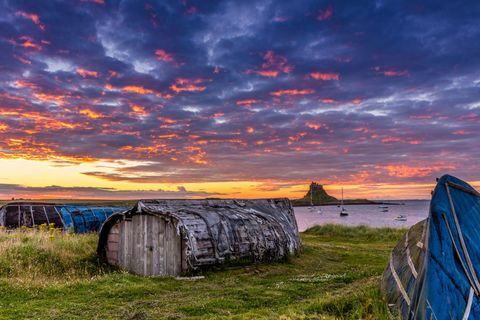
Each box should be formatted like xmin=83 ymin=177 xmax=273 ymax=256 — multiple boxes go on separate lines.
xmin=0 ymin=0 xmax=479 ymax=187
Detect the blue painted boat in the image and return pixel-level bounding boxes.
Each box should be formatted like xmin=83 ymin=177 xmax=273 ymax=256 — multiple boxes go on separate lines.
xmin=382 ymin=174 xmax=480 ymax=319
xmin=0 ymin=202 xmax=127 ymax=233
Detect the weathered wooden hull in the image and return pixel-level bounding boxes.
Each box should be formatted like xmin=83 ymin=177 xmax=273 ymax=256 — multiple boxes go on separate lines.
xmin=98 ymin=198 xmax=301 ymax=276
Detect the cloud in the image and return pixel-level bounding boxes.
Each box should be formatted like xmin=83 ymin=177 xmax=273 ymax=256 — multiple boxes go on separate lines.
xmin=15 ymin=11 xmax=45 ymax=31
xmin=0 ymin=183 xmax=222 ymax=200
xmin=270 ymin=89 xmax=315 ymax=96
xmin=169 ymin=78 xmax=209 ymax=93
xmin=309 ymin=72 xmax=339 ymax=81
xmin=317 ymin=5 xmax=333 ymax=21
xmin=0 ymin=0 xmax=478 ymax=198
xmin=77 ymin=68 xmax=98 ymax=78
xmin=245 ymin=51 xmax=293 ymax=78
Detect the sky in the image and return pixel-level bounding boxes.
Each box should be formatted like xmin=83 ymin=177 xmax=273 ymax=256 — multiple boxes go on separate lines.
xmin=0 ymin=0 xmax=479 ymax=200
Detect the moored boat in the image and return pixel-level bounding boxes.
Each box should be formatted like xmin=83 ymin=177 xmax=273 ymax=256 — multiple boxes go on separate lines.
xmin=339 ymin=187 xmax=348 ymax=216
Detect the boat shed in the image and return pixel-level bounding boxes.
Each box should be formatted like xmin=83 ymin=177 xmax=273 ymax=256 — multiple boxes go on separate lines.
xmin=0 ymin=202 xmax=127 ymax=233
xmin=97 ymin=198 xmax=301 ymax=276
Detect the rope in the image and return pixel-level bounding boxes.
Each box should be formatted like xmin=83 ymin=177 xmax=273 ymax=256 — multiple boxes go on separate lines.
xmin=389 ymin=252 xmax=411 ymax=306
xmin=463 ymin=287 xmax=474 ymax=320
xmin=445 ymin=183 xmax=480 ymax=294
xmin=442 ymin=213 xmax=478 ymax=295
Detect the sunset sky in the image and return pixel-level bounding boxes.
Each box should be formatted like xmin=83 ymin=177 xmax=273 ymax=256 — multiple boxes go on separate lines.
xmin=0 ymin=0 xmax=479 ymax=200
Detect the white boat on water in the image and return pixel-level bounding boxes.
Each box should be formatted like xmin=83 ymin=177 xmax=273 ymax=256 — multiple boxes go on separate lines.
xmin=339 ymin=187 xmax=348 ymax=216
xmin=395 ymin=214 xmax=407 ymax=221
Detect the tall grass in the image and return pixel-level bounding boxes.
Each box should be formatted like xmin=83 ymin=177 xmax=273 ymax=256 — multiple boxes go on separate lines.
xmin=0 ymin=224 xmax=401 ymax=319
xmin=304 ymin=224 xmax=406 ymax=242
xmin=0 ymin=227 xmax=107 ymax=287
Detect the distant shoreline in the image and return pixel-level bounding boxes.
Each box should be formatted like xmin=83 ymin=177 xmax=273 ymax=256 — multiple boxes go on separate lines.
xmin=292 ymin=200 xmax=406 ymax=207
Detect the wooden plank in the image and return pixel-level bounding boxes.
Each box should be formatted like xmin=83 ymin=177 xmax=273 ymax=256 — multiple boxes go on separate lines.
xmin=145 ymin=215 xmax=153 ymax=276
xmin=130 ymin=216 xmax=139 ymax=274
xmin=173 ymin=224 xmax=181 ymax=275
xmin=118 ymin=221 xmax=125 ymax=268
xmin=106 ymin=224 xmax=120 ymax=266
xmin=124 ymin=220 xmax=132 ymax=273
xmin=132 ymin=215 xmax=144 ymax=275
xmin=159 ymin=217 xmax=165 ymax=275
xmin=165 ymin=221 xmax=172 ymax=275
xmin=165 ymin=221 xmax=181 ymax=275
xmin=151 ymin=216 xmax=160 ymax=275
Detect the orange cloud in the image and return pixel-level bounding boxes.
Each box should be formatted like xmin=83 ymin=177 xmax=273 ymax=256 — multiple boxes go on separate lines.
xmin=383 ymin=163 xmax=455 ymax=178
xmin=246 ymin=50 xmax=293 ymax=78
xmin=236 ymin=99 xmax=259 ymax=107
xmin=410 ymin=115 xmax=432 ymax=120
xmin=130 ymin=104 xmax=148 ymax=116
xmin=79 ymin=108 xmax=104 ymax=119
xmin=121 ymin=86 xmax=153 ymax=95
xmin=271 ymin=89 xmax=314 ymax=96
xmin=33 ymin=93 xmax=67 ymax=106
xmin=306 ymin=122 xmax=322 ymax=130
xmin=77 ymin=68 xmax=98 ymax=78
xmin=309 ymin=72 xmax=339 ymax=81
xmin=381 ymin=136 xmax=402 ymax=143
xmin=155 ymin=49 xmax=175 ymax=64
xmin=0 ymin=138 xmax=92 ymax=163
xmin=317 ymin=5 xmax=333 ymax=21
xmin=383 ymin=70 xmax=409 ymax=77
xmin=81 ymin=0 xmax=105 ymax=4
xmin=374 ymin=66 xmax=409 ymax=77
xmin=408 ymin=139 xmax=422 ymax=145
xmin=170 ymin=78 xmax=207 ymax=93
xmin=320 ymin=99 xmax=337 ymax=103
xmin=0 ymin=123 xmax=9 ymax=132
xmin=107 ymin=70 xmax=119 ymax=79
xmin=256 ymin=70 xmax=279 ymax=77
xmin=13 ymin=79 xmax=40 ymax=90
xmin=246 ymin=127 xmax=255 ymax=134
xmin=18 ymin=36 xmax=42 ymax=50
xmin=351 ymin=98 xmax=362 ymax=104
xmin=158 ymin=117 xmax=178 ymax=124
xmin=14 ymin=55 xmax=32 ymax=65
xmin=288 ymin=132 xmax=307 ymax=143
xmin=16 ymin=11 xmax=45 ymax=31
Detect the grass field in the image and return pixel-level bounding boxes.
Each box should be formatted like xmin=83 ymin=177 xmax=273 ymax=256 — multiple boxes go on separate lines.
xmin=0 ymin=224 xmax=404 ymax=320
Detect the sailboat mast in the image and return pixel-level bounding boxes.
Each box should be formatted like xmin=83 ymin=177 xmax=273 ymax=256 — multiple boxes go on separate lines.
xmin=341 ymin=187 xmax=344 ymax=207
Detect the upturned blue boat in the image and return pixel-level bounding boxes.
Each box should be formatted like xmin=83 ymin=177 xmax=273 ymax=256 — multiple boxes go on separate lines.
xmin=0 ymin=202 xmax=127 ymax=233
xmin=382 ymin=174 xmax=480 ymax=319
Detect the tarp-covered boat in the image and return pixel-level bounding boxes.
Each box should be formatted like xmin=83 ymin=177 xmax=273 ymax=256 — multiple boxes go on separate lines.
xmin=0 ymin=202 xmax=127 ymax=233
xmin=382 ymin=175 xmax=480 ymax=319
xmin=97 ymin=198 xmax=301 ymax=276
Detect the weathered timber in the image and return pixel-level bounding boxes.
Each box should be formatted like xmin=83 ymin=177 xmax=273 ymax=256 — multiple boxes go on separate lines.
xmin=97 ymin=198 xmax=301 ymax=276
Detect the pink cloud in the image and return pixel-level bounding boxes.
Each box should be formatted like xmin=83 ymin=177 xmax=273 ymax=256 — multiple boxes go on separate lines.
xmin=317 ymin=5 xmax=333 ymax=21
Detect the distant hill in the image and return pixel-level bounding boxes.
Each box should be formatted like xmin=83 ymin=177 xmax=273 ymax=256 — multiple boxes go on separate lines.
xmin=291 ymin=182 xmax=378 ymax=206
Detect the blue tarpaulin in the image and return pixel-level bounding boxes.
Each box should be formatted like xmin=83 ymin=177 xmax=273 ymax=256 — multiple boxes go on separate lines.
xmin=382 ymin=174 xmax=480 ymax=319
xmin=0 ymin=202 xmax=127 ymax=233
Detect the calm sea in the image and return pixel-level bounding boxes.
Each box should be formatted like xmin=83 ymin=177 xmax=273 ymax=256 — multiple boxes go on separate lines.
xmin=293 ymin=200 xmax=430 ymax=231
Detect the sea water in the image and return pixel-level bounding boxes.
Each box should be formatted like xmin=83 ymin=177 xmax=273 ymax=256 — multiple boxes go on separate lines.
xmin=293 ymin=200 xmax=430 ymax=231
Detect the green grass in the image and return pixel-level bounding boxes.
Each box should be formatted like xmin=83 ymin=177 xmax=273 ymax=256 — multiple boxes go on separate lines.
xmin=0 ymin=224 xmax=405 ymax=319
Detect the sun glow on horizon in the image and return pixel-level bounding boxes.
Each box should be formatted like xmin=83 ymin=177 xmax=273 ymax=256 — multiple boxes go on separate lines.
xmin=0 ymin=158 xmax=475 ymax=201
